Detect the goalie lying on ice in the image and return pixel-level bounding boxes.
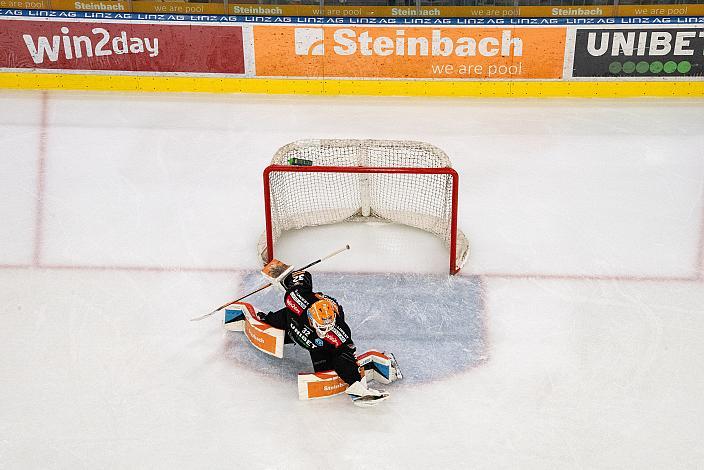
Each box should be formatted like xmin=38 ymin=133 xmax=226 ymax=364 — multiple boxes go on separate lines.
xmin=226 ymin=269 xmax=401 ymax=407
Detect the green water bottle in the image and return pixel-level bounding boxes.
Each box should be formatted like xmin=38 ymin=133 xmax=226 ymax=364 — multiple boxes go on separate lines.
xmin=287 ymin=157 xmax=313 ymax=166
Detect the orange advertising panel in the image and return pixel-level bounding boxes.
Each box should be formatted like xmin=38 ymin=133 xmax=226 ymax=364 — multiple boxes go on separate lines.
xmin=254 ymin=25 xmax=566 ymax=80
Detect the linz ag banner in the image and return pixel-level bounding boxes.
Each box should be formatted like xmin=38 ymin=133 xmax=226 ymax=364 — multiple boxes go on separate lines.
xmin=253 ymin=26 xmax=566 ymax=80
xmin=0 ymin=21 xmax=245 ymax=74
xmin=573 ymin=28 xmax=704 ymax=78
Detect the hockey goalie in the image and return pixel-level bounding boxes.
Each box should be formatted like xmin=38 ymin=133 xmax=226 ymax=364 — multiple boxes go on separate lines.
xmin=223 ymin=262 xmax=402 ymax=407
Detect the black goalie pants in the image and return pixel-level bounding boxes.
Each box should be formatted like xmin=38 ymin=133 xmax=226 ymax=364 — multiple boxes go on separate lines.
xmin=309 ymin=347 xmax=362 ymax=386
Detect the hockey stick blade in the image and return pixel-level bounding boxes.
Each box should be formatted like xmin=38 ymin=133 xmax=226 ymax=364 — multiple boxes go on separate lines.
xmin=190 ymin=310 xmax=220 ymax=322
xmin=190 ymin=282 xmax=272 ymax=322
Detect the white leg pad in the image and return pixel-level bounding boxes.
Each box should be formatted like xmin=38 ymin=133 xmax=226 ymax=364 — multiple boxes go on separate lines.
xmin=357 ymin=350 xmax=403 ymax=385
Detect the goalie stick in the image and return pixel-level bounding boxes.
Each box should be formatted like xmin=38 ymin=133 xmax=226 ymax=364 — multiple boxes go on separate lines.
xmin=190 ymin=245 xmax=350 ymax=322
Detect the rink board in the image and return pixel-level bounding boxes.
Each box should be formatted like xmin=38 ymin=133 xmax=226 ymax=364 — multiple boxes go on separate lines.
xmin=223 ymin=271 xmax=487 ymax=385
xmin=5 ymin=73 xmax=702 ymax=97
xmin=1 ymin=11 xmax=703 ymax=97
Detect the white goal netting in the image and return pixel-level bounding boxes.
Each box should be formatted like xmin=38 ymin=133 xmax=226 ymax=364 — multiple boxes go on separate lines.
xmin=259 ymin=139 xmax=469 ymax=274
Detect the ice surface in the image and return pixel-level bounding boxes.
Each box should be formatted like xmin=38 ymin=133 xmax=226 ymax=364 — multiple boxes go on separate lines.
xmin=1 ymin=90 xmax=703 ymax=469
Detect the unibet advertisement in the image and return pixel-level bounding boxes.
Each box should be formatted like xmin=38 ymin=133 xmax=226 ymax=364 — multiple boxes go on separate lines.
xmin=253 ymin=25 xmax=566 ymax=80
xmin=0 ymin=20 xmax=245 ymax=74
xmin=573 ymin=28 xmax=704 ymax=78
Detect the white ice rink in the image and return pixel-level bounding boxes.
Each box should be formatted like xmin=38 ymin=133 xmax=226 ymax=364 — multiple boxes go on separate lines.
xmin=1 ymin=90 xmax=703 ymax=469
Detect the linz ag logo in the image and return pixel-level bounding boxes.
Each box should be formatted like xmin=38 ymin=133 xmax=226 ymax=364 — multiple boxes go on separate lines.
xmin=573 ymin=28 xmax=704 ymax=78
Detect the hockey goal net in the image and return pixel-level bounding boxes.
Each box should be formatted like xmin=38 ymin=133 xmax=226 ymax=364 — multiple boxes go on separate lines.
xmin=258 ymin=139 xmax=469 ymax=274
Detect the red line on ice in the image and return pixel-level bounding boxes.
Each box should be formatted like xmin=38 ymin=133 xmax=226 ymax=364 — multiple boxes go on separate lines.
xmin=1 ymin=262 xmax=699 ymax=283
xmin=698 ymin=182 xmax=704 ymax=281
xmin=38 ymin=264 xmax=242 ymax=274
xmin=32 ymin=91 xmax=49 ymax=267
xmin=477 ymin=271 xmax=699 ymax=283
xmin=0 ymin=264 xmax=32 ymax=270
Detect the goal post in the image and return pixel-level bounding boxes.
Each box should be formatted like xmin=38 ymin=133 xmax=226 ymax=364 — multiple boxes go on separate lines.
xmin=258 ymin=139 xmax=470 ymax=275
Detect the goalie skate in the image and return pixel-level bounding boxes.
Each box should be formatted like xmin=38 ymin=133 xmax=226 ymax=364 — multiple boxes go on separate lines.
xmin=345 ymin=379 xmax=390 ymax=408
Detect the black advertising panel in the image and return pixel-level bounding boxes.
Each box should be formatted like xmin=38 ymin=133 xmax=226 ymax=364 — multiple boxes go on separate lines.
xmin=573 ymin=28 xmax=704 ymax=78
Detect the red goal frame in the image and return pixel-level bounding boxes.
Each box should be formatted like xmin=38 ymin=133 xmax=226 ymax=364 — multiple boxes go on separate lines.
xmin=262 ymin=164 xmax=462 ymax=275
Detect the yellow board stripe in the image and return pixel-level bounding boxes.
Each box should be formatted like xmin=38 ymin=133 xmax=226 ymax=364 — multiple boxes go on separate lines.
xmin=1 ymin=72 xmax=704 ymax=97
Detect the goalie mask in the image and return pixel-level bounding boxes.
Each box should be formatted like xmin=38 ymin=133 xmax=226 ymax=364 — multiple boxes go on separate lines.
xmin=307 ymin=297 xmax=338 ymax=338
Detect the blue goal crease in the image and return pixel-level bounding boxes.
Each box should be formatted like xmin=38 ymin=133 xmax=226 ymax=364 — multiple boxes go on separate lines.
xmin=223 ymin=271 xmax=487 ymax=385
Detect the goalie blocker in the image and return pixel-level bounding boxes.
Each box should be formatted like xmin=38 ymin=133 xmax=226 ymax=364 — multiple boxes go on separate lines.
xmin=223 ymin=302 xmax=284 ymax=358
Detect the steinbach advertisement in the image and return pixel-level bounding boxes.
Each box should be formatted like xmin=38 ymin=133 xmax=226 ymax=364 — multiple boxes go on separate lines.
xmin=252 ymin=25 xmax=567 ymax=80
xmin=573 ymin=27 xmax=704 ymax=78
xmin=0 ymin=20 xmax=245 ymax=73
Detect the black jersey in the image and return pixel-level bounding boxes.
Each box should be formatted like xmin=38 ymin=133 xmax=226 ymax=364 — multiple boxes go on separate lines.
xmin=262 ymin=270 xmax=354 ymax=353
xmin=259 ymin=270 xmax=362 ymax=385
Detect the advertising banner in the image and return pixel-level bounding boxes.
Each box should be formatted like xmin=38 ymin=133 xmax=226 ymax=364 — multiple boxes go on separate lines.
xmin=0 ymin=20 xmax=245 ymax=74
xmin=130 ymin=1 xmax=225 ymax=15
xmin=229 ymin=4 xmax=619 ymax=19
xmin=0 ymin=0 xmax=50 ymax=8
xmin=253 ymin=25 xmax=566 ymax=80
xmin=573 ymin=27 xmax=704 ymax=78
xmin=1 ymin=11 xmax=703 ymax=96
xmin=49 ymin=0 xmax=129 ymax=12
